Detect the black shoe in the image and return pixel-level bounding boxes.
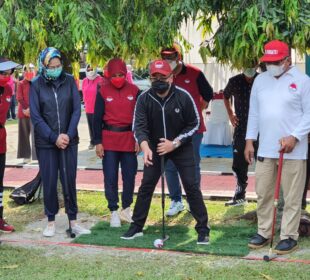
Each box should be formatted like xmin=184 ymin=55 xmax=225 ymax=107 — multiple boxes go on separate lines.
xmin=274 ymin=238 xmax=298 ymax=255
xmin=225 ymin=198 xmax=247 ymax=207
xmin=248 ymin=233 xmax=269 ymax=249
xmin=197 ymin=233 xmax=209 ymax=245
xmin=121 ymin=225 xmax=143 ymax=240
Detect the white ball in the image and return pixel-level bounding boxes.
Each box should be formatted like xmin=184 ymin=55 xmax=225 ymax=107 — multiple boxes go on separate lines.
xmin=153 ymin=239 xmax=164 ymax=248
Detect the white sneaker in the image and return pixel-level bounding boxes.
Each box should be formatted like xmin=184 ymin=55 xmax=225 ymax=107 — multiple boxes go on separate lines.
xmin=119 ymin=207 xmax=133 ymax=223
xmin=43 ymin=222 xmax=56 ymax=237
xmin=166 ymin=201 xmax=185 ymax=216
xmin=71 ymin=224 xmax=91 ymax=235
xmin=23 ymin=158 xmax=31 ymax=164
xmin=110 ymin=211 xmax=121 ymax=227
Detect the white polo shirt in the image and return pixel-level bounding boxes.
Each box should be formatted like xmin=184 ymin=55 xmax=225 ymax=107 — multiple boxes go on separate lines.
xmin=246 ymin=66 xmax=310 ymax=159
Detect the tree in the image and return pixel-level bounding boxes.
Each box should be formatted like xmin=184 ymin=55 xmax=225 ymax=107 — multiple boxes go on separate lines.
xmin=165 ymin=0 xmax=310 ymax=69
xmin=0 ymin=0 xmax=309 ymax=72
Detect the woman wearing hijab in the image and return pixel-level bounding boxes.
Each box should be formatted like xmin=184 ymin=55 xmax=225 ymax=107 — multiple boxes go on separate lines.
xmin=0 ymin=57 xmax=19 ymax=233
xmin=93 ymin=58 xmax=140 ymax=227
xmin=82 ymin=64 xmax=103 ymax=150
xmin=30 ymin=47 xmax=91 ymax=237
xmin=16 ymin=63 xmax=37 ymax=163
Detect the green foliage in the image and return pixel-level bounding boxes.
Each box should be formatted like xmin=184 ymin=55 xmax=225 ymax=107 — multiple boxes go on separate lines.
xmin=194 ymin=0 xmax=310 ymax=69
xmin=0 ymin=0 xmax=309 ymax=71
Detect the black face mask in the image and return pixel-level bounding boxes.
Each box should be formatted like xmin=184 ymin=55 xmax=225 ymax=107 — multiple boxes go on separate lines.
xmin=151 ymin=80 xmax=170 ymax=95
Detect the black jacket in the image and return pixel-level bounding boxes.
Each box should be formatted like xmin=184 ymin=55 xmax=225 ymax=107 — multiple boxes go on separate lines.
xmin=30 ymin=72 xmax=81 ymax=148
xmin=133 ymin=84 xmax=199 ymax=148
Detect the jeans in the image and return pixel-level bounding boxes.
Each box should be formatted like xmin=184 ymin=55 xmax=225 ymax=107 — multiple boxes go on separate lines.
xmin=103 ymin=150 xmax=137 ymax=211
xmin=165 ymin=133 xmax=203 ymax=202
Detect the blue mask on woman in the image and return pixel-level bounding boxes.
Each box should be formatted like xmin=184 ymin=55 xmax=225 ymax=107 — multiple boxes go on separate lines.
xmin=46 ymin=66 xmax=63 ymax=80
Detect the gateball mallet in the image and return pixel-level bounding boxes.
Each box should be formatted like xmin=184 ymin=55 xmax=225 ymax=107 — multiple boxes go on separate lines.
xmin=154 ymin=156 xmax=169 ymax=248
xmin=61 ymin=149 xmax=76 ymax=238
xmin=263 ymin=150 xmax=284 ymax=262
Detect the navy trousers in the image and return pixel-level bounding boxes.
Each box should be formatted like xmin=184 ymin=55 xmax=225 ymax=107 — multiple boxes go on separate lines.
xmin=102 ymin=150 xmax=137 ymax=211
xmin=36 ymin=145 xmax=78 ymax=221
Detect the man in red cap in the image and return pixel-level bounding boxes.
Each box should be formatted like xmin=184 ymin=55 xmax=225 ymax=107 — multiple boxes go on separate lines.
xmin=160 ymin=43 xmax=213 ymax=216
xmin=121 ymin=59 xmax=210 ymax=244
xmin=0 ymin=57 xmax=20 ymax=233
xmin=245 ymin=40 xmax=310 ymax=254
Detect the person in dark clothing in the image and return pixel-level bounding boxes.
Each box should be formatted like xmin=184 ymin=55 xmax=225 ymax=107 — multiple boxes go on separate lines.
xmin=121 ymin=59 xmax=210 ymax=244
xmin=93 ymin=58 xmax=140 ymax=227
xmin=223 ymin=67 xmax=258 ymax=206
xmin=0 ymin=57 xmax=20 ymax=233
xmin=30 ymin=47 xmax=90 ymax=237
xmin=160 ymin=44 xmax=213 ymax=216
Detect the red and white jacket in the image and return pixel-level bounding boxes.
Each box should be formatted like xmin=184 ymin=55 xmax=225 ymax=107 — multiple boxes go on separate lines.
xmin=93 ymin=81 xmax=139 ymax=152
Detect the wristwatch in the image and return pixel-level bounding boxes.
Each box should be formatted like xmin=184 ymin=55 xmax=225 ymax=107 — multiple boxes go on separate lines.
xmin=172 ymin=140 xmax=180 ymax=149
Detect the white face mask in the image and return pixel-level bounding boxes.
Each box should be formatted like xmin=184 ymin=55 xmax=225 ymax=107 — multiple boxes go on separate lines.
xmin=266 ymin=64 xmax=286 ymax=77
xmin=243 ymin=68 xmax=256 ymax=78
xmin=86 ymin=70 xmax=97 ymax=80
xmin=167 ymin=60 xmax=177 ymax=71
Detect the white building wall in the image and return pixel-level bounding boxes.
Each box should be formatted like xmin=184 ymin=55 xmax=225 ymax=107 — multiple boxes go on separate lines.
xmin=180 ymin=20 xmax=306 ymax=92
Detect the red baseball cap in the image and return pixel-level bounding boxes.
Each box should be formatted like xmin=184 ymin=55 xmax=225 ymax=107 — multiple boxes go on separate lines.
xmin=161 ymin=43 xmax=182 ymax=59
xmin=260 ymin=40 xmax=289 ymax=62
xmin=149 ymin=60 xmax=172 ymax=76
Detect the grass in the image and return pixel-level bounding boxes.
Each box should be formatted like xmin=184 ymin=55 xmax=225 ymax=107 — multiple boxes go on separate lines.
xmin=5 ymin=119 xmax=18 ymax=126
xmin=75 ymin=221 xmax=256 ymax=256
xmin=1 ymin=190 xmax=310 ymax=279
xmin=0 ymin=245 xmax=310 ymax=280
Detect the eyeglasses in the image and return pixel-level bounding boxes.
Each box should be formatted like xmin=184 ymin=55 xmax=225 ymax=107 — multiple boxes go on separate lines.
xmin=265 ymin=57 xmax=288 ymax=66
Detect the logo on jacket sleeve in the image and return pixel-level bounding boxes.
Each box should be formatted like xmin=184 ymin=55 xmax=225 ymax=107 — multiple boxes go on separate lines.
xmin=175 ymin=108 xmax=180 ymax=113
xmin=289 ymin=83 xmax=297 ymax=93
xmin=184 ymin=79 xmax=190 ymax=84
xmin=106 ymin=96 xmax=113 ymax=102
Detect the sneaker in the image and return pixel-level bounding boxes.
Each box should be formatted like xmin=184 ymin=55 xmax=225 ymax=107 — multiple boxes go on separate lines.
xmin=121 ymin=225 xmax=143 ymax=240
xmin=248 ymin=233 xmax=269 ymax=249
xmin=71 ymin=224 xmax=91 ymax=235
xmin=197 ymin=233 xmax=209 ymax=245
xmin=110 ymin=211 xmax=121 ymax=227
xmin=274 ymin=238 xmax=298 ymax=255
xmin=166 ymin=200 xmax=185 ymax=216
xmin=0 ymin=218 xmax=14 ymax=233
xmin=23 ymin=158 xmax=31 ymax=164
xmin=225 ymin=198 xmax=247 ymax=207
xmin=43 ymin=222 xmax=56 ymax=237
xmin=120 ymin=207 xmax=133 ymax=223
xmin=88 ymin=144 xmax=95 ymax=150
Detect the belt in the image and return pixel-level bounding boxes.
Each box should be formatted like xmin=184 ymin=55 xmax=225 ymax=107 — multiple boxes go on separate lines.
xmin=103 ymin=124 xmax=132 ymax=132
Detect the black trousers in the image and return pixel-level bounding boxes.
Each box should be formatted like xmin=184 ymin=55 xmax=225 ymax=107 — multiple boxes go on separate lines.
xmin=86 ymin=113 xmax=94 ymax=145
xmin=131 ymin=143 xmax=209 ymax=235
xmin=36 ymin=145 xmax=78 ymax=221
xmin=0 ymin=153 xmax=5 ymax=218
xmin=232 ymin=137 xmax=258 ymax=200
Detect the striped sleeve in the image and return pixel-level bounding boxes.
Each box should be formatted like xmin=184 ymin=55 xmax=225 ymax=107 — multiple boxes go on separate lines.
xmin=175 ymin=86 xmax=199 ymax=144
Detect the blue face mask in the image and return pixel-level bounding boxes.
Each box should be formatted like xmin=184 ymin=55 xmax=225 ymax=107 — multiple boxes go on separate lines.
xmin=46 ymin=66 xmax=63 ymax=79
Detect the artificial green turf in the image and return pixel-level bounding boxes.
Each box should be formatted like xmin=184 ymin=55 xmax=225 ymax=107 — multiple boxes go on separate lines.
xmin=74 ymin=221 xmax=256 ymax=256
